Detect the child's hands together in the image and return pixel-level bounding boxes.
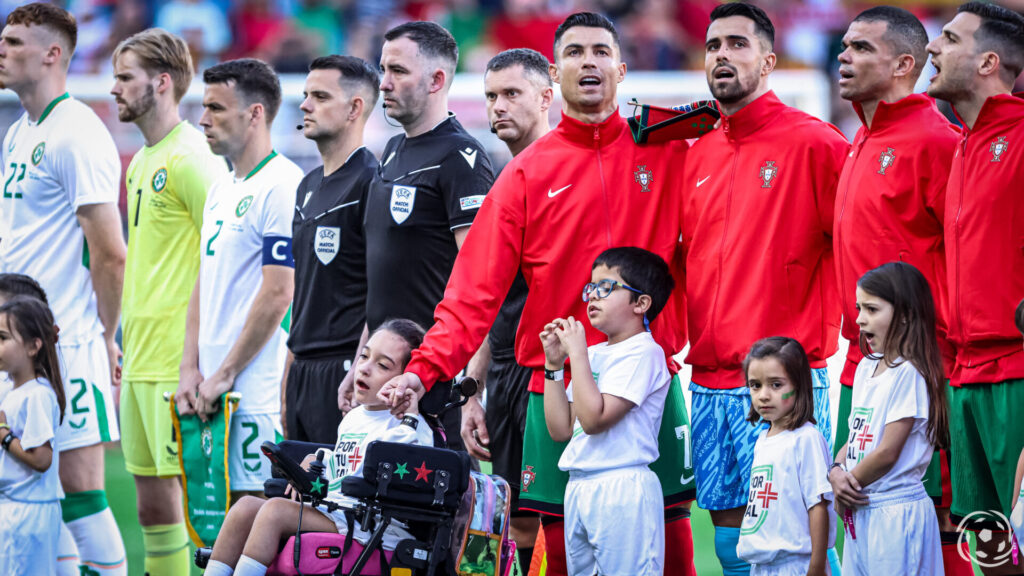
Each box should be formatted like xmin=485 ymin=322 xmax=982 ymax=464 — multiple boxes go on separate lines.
xmin=829 ymin=467 xmax=869 ymax=508
xmin=541 ymin=317 xmax=587 ymax=368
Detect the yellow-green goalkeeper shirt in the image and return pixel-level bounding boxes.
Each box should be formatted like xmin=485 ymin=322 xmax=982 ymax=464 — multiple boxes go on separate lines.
xmin=122 ymin=121 xmax=228 ymax=381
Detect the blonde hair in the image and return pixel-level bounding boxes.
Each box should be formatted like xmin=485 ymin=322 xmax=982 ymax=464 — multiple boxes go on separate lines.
xmin=112 ymin=28 xmax=194 ymax=102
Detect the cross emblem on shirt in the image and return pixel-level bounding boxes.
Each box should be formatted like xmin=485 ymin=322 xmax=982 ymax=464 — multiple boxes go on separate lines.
xmin=348 ymin=447 xmax=364 ymax=470
xmin=757 ymin=482 xmax=779 ymax=508
xmin=856 ymin=424 xmax=874 ymax=451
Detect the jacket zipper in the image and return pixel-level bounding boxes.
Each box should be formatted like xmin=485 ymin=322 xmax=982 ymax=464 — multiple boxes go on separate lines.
xmin=954 ymin=131 xmax=969 ymax=367
xmin=836 ymin=133 xmax=866 ymax=338
xmin=595 ymin=126 xmax=612 ymax=246
xmin=709 ymin=132 xmax=738 ymax=365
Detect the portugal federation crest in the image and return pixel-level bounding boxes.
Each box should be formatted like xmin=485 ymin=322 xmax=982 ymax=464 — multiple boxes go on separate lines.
xmin=991 ymin=136 xmax=1008 ymax=162
xmin=390 ymin=185 xmax=416 ymax=224
xmin=878 ymin=147 xmax=895 ymax=175
xmin=315 ymin=226 xmax=340 ymax=265
xmin=759 ymin=161 xmax=778 ymax=188
xmin=634 ymin=164 xmax=653 ymax=192
xmin=521 ymin=465 xmax=536 ymax=493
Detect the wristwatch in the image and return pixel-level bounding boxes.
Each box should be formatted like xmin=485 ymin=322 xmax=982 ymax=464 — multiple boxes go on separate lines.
xmin=400 ymin=415 xmax=419 ymax=429
xmin=544 ymin=368 xmax=565 ymax=381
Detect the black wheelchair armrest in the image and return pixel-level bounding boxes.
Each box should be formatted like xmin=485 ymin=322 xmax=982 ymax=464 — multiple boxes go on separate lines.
xmin=260 ymin=441 xmax=332 ymax=500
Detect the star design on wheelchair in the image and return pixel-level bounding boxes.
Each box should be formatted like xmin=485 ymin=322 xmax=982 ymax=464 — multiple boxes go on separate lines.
xmin=395 ymin=462 xmax=410 ymax=479
xmin=414 ymin=461 xmax=433 ymax=482
xmin=310 ymin=476 xmax=325 ymax=495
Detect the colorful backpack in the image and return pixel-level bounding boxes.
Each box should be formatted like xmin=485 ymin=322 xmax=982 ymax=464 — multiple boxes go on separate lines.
xmin=452 ymin=472 xmax=517 ymax=576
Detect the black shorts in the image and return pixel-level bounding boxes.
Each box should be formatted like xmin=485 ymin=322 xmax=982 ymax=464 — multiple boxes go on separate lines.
xmin=485 ymin=354 xmax=536 ymax=517
xmin=285 ymin=354 xmax=350 ymax=444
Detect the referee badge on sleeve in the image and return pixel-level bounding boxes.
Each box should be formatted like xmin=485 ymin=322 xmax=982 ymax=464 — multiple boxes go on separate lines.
xmin=390 ymin=185 xmax=416 ymax=224
xmin=315 ymin=226 xmax=340 ymax=265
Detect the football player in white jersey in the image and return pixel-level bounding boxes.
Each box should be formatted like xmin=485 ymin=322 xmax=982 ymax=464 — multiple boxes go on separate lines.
xmin=0 ymin=4 xmax=127 ymax=574
xmin=174 ymin=58 xmax=301 ymax=497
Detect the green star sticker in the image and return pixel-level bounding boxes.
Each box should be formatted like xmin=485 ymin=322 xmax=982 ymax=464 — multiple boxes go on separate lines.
xmin=395 ymin=462 xmax=410 ymax=479
xmin=310 ymin=476 xmax=325 ymax=495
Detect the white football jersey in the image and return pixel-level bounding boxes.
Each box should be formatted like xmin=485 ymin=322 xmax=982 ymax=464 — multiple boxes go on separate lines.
xmin=198 ymin=151 xmax=302 ymax=414
xmin=0 ymin=94 xmax=119 ymax=344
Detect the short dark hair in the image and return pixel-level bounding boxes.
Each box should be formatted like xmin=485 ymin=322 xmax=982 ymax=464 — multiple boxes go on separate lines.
xmin=384 ymin=21 xmax=458 ymax=76
xmin=310 ymin=55 xmax=381 ymax=111
xmin=7 ymin=2 xmax=77 ymax=56
xmin=709 ymin=2 xmax=775 ymax=50
xmin=957 ymin=2 xmax=1024 ymax=84
xmin=0 ymin=273 xmax=48 ymax=304
xmin=486 ymin=48 xmax=552 ymax=87
xmin=853 ymin=6 xmax=929 ymax=78
xmin=743 ymin=337 xmax=817 ymax=428
xmin=592 ymin=247 xmax=674 ymax=323
xmin=553 ymin=12 xmax=619 ymax=56
xmin=373 ymin=318 xmax=427 ymax=368
xmin=1015 ymin=297 xmax=1024 ymax=337
xmin=203 ymin=58 xmax=282 ymax=122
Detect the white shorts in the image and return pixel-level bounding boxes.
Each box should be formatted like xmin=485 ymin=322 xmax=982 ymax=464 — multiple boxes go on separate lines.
xmin=228 ymin=411 xmax=281 ymax=492
xmin=751 ymin=553 xmax=832 ymax=576
xmin=57 ymin=336 xmax=119 ymax=451
xmin=0 ymin=499 xmax=61 ymax=576
xmin=842 ymin=484 xmax=942 ymax=576
xmin=564 ymin=466 xmax=664 ymax=576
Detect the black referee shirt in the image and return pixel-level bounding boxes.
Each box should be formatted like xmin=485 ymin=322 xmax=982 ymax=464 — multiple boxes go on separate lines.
xmin=288 ymin=147 xmax=377 ymax=358
xmin=365 ymin=116 xmax=495 ymax=332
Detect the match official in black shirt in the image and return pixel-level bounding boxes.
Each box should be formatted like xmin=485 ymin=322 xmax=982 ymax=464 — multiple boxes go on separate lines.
xmin=342 ymin=22 xmax=495 ymax=451
xmin=282 ymin=56 xmax=379 ymax=443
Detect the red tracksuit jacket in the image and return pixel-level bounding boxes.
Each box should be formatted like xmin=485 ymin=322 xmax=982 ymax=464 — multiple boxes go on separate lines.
xmin=681 ymin=91 xmax=849 ymax=389
xmin=405 ymin=111 xmax=688 ymax=392
xmin=834 ymin=94 xmax=959 ymax=386
xmin=945 ymin=93 xmax=1024 ymax=386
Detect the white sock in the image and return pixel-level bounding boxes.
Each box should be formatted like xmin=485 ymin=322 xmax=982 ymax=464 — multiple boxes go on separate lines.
xmin=66 ymin=508 xmax=127 ymax=575
xmin=234 ymin=555 xmax=268 ymax=576
xmin=56 ymin=521 xmax=80 ymax=576
xmin=203 ymin=560 xmax=235 ymax=576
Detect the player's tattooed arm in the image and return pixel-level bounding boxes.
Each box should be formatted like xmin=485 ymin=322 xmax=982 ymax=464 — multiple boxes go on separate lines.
xmin=77 ymin=203 xmax=126 ymax=387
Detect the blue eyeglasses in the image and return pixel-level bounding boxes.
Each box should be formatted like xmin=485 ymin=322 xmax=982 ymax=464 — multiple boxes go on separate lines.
xmin=582 ymin=279 xmax=652 ymax=331
xmin=581 ymin=279 xmax=644 ymax=302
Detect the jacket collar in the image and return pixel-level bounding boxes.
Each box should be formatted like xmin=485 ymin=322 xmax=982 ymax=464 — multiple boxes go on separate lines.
xmin=953 ymin=92 xmax=1024 ymax=134
xmin=719 ymin=90 xmax=785 ymax=141
xmin=853 ymin=93 xmax=940 ymax=133
xmin=555 ymin=109 xmax=627 ymax=148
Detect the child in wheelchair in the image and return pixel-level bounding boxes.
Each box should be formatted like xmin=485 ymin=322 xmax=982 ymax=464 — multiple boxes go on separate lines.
xmin=203 ymin=319 xmax=434 ymax=576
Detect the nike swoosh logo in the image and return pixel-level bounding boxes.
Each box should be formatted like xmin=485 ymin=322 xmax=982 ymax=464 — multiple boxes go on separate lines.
xmin=696 ymin=175 xmax=711 ymax=187
xmin=548 ymin=184 xmax=572 ymax=198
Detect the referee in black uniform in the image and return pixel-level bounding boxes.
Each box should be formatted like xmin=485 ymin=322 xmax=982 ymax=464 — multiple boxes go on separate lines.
xmin=282 ymin=56 xmax=379 ymax=443
xmin=351 ymin=21 xmax=494 ymax=451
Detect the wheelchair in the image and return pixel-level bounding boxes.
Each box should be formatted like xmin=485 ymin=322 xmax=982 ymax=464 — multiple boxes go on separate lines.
xmin=194 ymin=378 xmax=516 ymax=576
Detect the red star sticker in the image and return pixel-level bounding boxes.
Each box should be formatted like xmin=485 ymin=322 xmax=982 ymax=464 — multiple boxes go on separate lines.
xmin=414 ymin=461 xmax=432 ymax=483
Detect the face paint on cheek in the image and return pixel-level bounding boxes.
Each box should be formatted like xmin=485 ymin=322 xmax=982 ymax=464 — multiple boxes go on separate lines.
xmin=781 ymin=391 xmax=795 ymax=400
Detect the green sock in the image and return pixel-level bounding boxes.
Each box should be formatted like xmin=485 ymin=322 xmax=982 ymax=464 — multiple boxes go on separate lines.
xmin=141 ymin=523 xmax=190 ymax=576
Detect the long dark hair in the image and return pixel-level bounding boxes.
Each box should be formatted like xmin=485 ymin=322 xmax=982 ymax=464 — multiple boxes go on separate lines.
xmin=857 ymin=262 xmax=949 ymax=448
xmin=743 ymin=336 xmax=816 ymax=430
xmin=373 ymin=319 xmax=427 ymax=368
xmin=0 ymin=297 xmax=64 ymax=423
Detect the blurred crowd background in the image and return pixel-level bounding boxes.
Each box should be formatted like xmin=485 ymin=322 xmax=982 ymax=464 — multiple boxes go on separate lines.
xmin=2 ymin=0 xmax=1022 ymax=194
xmin=2 ymin=0 xmax=1021 ymax=79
